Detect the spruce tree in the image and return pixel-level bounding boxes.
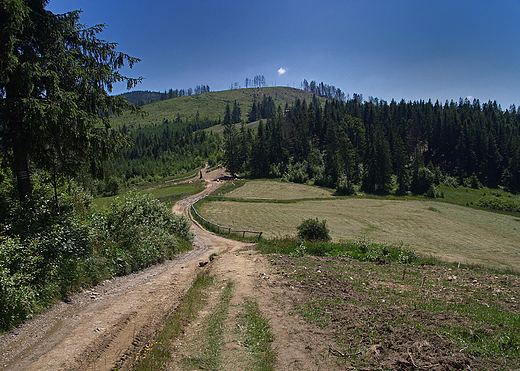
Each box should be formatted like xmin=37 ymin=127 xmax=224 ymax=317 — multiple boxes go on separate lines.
xmin=232 ymin=100 xmax=241 ymax=123
xmin=1 ymin=1 xmax=141 ymax=203
xmin=223 ymin=103 xmax=238 ymax=175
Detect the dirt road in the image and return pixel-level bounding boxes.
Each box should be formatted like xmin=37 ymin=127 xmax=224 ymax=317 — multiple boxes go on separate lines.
xmin=0 ymin=168 xmax=253 ymax=371
xmin=0 ymin=168 xmax=364 ymax=370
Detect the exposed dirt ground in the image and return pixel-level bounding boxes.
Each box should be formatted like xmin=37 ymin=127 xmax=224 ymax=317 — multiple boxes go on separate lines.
xmin=1 ymin=169 xmax=519 ymax=370
xmin=0 ymin=168 xmax=240 ymax=371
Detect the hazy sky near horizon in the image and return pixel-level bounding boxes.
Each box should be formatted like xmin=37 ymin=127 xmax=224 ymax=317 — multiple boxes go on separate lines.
xmin=46 ymin=0 xmax=520 ymax=108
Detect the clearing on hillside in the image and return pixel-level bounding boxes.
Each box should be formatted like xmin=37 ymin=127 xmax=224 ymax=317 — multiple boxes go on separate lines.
xmin=222 ymin=180 xmax=334 ymax=200
xmin=199 ymin=182 xmax=520 ymax=271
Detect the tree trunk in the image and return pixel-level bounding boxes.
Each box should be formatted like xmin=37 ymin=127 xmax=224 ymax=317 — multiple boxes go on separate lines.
xmin=13 ymin=143 xmax=32 ymax=204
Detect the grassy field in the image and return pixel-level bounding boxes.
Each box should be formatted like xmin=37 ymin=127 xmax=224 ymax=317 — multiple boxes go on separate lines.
xmin=205 ymin=119 xmax=261 ymax=134
xmin=111 ymin=87 xmax=326 ymax=129
xmin=222 ymin=180 xmax=334 ymax=200
xmin=198 ymin=181 xmax=520 ymax=271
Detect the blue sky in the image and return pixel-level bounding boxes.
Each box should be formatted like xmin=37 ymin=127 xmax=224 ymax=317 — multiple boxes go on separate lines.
xmin=46 ymin=0 xmax=520 ymax=108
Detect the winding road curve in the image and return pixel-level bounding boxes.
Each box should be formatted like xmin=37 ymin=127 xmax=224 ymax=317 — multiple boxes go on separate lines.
xmin=0 ymin=167 xmax=240 ymax=371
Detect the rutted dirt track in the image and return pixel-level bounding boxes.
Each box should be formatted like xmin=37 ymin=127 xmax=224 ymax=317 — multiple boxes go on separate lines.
xmin=2 ymin=169 xmax=519 ymax=370
xmin=0 ymin=169 xmax=254 ymax=370
xmin=0 ymin=168 xmax=344 ymax=371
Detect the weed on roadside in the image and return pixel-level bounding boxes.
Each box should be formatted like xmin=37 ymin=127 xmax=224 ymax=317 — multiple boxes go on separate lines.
xmin=183 ymin=280 xmax=235 ymax=370
xmin=237 ymin=299 xmax=276 ymax=371
xmin=133 ymin=272 xmax=214 ymax=371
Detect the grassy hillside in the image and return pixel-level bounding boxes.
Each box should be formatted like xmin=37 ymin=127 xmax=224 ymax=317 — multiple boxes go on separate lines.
xmin=111 ymin=87 xmax=326 ymax=129
xmin=198 ymin=181 xmax=520 ymax=271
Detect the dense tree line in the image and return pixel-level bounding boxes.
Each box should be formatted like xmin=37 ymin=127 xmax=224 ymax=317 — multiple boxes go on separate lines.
xmin=248 ymin=95 xmax=276 ymax=122
xmin=245 ymin=75 xmax=267 ymax=88
xmin=224 ymin=95 xmax=520 ymax=195
xmin=122 ymin=85 xmax=211 ymax=107
xmin=301 ymin=80 xmax=347 ymax=101
xmin=94 ymin=118 xmax=221 ymax=193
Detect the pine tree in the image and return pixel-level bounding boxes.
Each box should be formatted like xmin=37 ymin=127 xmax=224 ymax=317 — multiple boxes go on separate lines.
xmin=0 ymin=1 xmax=141 ymax=203
xmin=394 ymin=136 xmax=409 ymax=194
xmin=223 ymin=103 xmax=238 ymax=175
xmin=232 ymin=101 xmax=241 ymax=123
xmin=250 ymin=121 xmax=269 ymax=177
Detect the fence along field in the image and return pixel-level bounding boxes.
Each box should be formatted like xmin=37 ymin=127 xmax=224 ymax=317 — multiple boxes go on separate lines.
xmin=201 ymin=181 xmax=520 ymax=271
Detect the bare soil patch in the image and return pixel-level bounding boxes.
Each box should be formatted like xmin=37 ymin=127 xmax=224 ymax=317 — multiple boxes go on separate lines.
xmin=164 ymin=243 xmax=345 ymax=371
xmin=263 ymin=254 xmax=520 ymax=370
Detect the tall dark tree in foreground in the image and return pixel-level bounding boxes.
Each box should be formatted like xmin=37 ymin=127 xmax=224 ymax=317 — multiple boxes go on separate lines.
xmin=0 ymin=0 xmax=141 ymax=203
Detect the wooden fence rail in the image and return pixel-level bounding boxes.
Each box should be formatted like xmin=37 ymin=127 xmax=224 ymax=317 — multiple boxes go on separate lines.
xmin=191 ymin=198 xmax=263 ymax=240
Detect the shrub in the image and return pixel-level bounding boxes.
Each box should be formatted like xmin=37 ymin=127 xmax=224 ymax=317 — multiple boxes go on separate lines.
xmin=256 ymin=237 xmax=419 ymax=265
xmin=105 ymin=176 xmax=121 ymax=196
xmin=411 ymin=167 xmax=435 ymax=195
xmin=0 ymin=187 xmax=193 ymax=332
xmin=442 ymin=175 xmax=459 ymax=187
xmin=314 ymin=173 xmax=334 ymax=188
xmin=269 ymin=162 xmax=285 ymax=178
xmin=463 ymin=173 xmax=482 ymax=189
xmin=283 ymin=161 xmax=309 ymax=184
xmin=336 ymin=175 xmax=355 ymax=195
xmin=476 ymin=195 xmax=520 ymax=212
xmin=426 ymin=183 xmax=441 ymax=198
xmin=97 ymin=192 xmax=193 ymax=275
xmin=297 ymin=218 xmax=331 ymax=242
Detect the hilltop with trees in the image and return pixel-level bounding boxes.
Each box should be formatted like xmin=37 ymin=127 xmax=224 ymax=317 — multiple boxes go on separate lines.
xmin=222 ymin=92 xmax=520 ymax=196
xmin=111 ymin=81 xmax=520 ymax=199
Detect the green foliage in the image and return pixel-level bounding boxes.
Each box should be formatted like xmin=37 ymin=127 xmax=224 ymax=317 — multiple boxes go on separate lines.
xmin=336 ymin=175 xmax=356 ymax=195
xmin=411 ymin=167 xmax=436 ymax=195
xmin=442 ymin=175 xmax=460 ymax=187
xmin=0 ymin=2 xmax=141 ymax=202
xmin=0 ymin=237 xmax=39 ymax=330
xmin=426 ymin=183 xmax=441 ymax=198
xmin=0 ymin=180 xmax=192 ymax=332
xmin=282 ymin=161 xmax=309 ymax=184
xmin=477 ymin=194 xmax=520 ymax=213
xmin=297 ymin=218 xmax=331 ymax=242
xmin=464 ymin=173 xmax=482 ymax=189
xmin=257 ymin=237 xmax=419 ymax=264
xmin=94 ymin=192 xmax=192 ymax=275
xmin=101 ymin=123 xmax=219 ymax=192
xmin=105 ymin=177 xmax=121 ymax=196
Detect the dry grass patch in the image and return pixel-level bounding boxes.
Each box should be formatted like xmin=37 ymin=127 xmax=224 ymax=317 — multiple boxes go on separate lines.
xmin=199 ymin=199 xmax=520 ymax=271
xmin=223 ymin=180 xmax=333 ymax=200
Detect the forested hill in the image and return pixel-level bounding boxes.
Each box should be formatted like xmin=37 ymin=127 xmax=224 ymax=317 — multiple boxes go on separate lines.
xmin=120 ymin=85 xmax=211 ymax=107
xmin=222 ymin=96 xmax=520 ymax=195
xmin=111 ymin=87 xmax=325 ymax=130
xmin=102 ymin=87 xmax=326 ymax=189
xmin=105 ymin=85 xmax=520 ymax=199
